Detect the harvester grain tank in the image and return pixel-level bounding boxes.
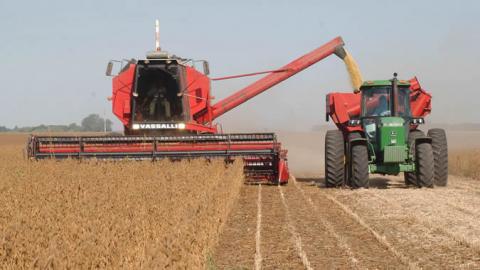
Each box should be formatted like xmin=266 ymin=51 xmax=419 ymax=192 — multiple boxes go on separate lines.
xmin=27 ymin=23 xmax=356 ymax=184
xmin=325 ymin=73 xmax=448 ymax=188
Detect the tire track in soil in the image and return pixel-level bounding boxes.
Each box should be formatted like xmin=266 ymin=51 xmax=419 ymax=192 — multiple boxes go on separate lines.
xmin=260 ymin=185 xmax=306 ymax=269
xmin=213 ymin=185 xmax=257 ymax=269
xmin=291 ymin=178 xmax=361 ymax=269
xmin=254 ymin=184 xmax=262 ymax=270
xmin=281 ymin=182 xmax=359 ymax=269
xmin=331 ymin=186 xmax=480 ymax=269
xmin=294 ymin=180 xmax=412 ymax=270
xmin=277 ymin=185 xmax=313 ymax=270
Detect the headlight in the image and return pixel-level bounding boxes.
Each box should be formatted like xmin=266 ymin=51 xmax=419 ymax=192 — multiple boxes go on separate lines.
xmin=132 ymin=124 xmax=140 ymax=130
xmin=348 ymin=119 xmax=361 ymax=126
xmin=178 ymin=123 xmax=186 ymax=129
xmin=410 ymin=118 xmax=425 ymax=125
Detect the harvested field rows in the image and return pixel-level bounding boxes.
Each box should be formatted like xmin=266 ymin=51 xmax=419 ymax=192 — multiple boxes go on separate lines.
xmin=0 ymin=136 xmax=244 ymax=269
xmin=214 ymin=176 xmax=480 ymax=269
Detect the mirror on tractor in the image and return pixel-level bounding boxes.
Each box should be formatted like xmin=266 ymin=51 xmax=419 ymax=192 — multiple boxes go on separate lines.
xmin=203 ymin=61 xmax=210 ymax=75
xmin=106 ymin=61 xmax=114 ymax=76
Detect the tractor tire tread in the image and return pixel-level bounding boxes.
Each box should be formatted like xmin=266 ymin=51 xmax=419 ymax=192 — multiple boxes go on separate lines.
xmin=325 ymin=130 xmax=345 ymax=187
xmin=416 ymin=141 xmax=434 ymax=188
xmin=350 ymin=143 xmax=369 ymax=188
xmin=428 ymin=128 xmax=448 ymax=186
xmin=404 ymin=130 xmax=424 ymax=186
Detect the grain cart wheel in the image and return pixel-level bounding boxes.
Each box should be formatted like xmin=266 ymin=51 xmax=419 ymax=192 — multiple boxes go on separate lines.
xmin=325 ymin=130 xmax=345 ymax=187
xmin=404 ymin=130 xmax=424 ymax=186
xmin=428 ymin=128 xmax=448 ymax=187
xmin=415 ymin=141 xmax=434 ymax=188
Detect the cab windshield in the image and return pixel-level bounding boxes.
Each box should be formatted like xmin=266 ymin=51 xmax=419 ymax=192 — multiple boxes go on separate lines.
xmin=361 ymin=86 xmax=411 ymax=117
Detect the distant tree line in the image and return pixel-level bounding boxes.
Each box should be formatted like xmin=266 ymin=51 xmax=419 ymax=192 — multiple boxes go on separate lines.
xmin=0 ymin=114 xmax=113 ymax=132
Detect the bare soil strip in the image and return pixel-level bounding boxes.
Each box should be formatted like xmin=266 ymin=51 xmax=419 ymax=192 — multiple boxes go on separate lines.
xmin=254 ymin=184 xmax=262 ymax=270
xmin=296 ymin=181 xmax=412 ymax=269
xmin=213 ymin=186 xmax=258 ymax=269
xmin=258 ymin=185 xmax=305 ymax=269
xmin=282 ymin=181 xmax=361 ymax=269
xmin=277 ymin=185 xmax=313 ymax=270
xmin=291 ymin=177 xmax=361 ymax=269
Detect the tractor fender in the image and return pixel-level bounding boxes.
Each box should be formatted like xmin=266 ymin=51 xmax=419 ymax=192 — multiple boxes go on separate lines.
xmin=414 ymin=136 xmax=432 ymax=145
xmin=349 ymin=137 xmax=367 ymax=145
xmin=410 ymin=136 xmax=432 ymax=158
xmin=347 ymin=132 xmax=374 ymax=162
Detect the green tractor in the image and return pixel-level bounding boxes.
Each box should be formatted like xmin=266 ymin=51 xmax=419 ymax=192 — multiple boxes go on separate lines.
xmin=325 ymin=73 xmax=448 ymax=188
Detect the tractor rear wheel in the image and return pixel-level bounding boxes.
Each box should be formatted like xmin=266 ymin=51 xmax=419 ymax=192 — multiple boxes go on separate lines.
xmin=415 ymin=141 xmax=434 ymax=188
xmin=428 ymin=128 xmax=448 ymax=186
xmin=325 ymin=130 xmax=345 ymax=187
xmin=404 ymin=130 xmax=424 ymax=186
xmin=350 ymin=143 xmax=369 ymax=188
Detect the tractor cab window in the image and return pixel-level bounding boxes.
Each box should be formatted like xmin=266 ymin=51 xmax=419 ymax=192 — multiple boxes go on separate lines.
xmin=395 ymin=87 xmax=411 ymax=117
xmin=361 ymin=86 xmax=411 ymax=118
xmin=362 ymin=87 xmax=391 ymax=117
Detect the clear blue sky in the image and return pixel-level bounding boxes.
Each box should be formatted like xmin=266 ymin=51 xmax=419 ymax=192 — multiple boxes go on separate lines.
xmin=1 ymin=0 xmax=479 ymax=131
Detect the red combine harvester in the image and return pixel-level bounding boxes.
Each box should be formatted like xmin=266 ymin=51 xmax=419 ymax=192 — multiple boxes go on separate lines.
xmin=27 ymin=24 xmax=352 ymax=184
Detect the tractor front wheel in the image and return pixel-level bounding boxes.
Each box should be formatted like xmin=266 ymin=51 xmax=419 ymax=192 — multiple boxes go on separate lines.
xmin=325 ymin=130 xmax=345 ymax=187
xmin=415 ymin=141 xmax=434 ymax=188
xmin=428 ymin=128 xmax=448 ymax=186
xmin=350 ymin=143 xmax=369 ymax=188
xmin=404 ymin=130 xmax=424 ymax=186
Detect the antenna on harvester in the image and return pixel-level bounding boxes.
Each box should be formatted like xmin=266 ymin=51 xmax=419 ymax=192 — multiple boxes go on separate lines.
xmin=155 ymin=19 xmax=160 ymax=51
xmin=146 ymin=19 xmax=168 ymax=59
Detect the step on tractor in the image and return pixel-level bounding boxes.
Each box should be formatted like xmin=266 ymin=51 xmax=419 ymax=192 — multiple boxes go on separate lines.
xmin=325 ymin=74 xmax=448 ymax=188
xmin=27 ymin=21 xmax=358 ymax=184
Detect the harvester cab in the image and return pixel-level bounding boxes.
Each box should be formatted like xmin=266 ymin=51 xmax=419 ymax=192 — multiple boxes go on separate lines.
xmin=106 ymin=50 xmax=214 ymax=135
xmin=326 ymin=74 xmax=448 ymax=189
xmin=132 ymin=59 xmax=185 ymax=124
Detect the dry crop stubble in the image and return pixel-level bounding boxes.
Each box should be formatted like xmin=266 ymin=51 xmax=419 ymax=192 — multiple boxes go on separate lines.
xmin=449 ymin=149 xmax=480 ymax=180
xmin=0 ymin=135 xmax=244 ymax=269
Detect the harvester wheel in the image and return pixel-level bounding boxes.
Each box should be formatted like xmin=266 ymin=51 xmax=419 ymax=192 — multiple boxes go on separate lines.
xmin=325 ymin=130 xmax=345 ymax=187
xmin=415 ymin=141 xmax=434 ymax=188
xmin=428 ymin=128 xmax=448 ymax=186
xmin=350 ymin=143 xmax=369 ymax=188
xmin=404 ymin=130 xmax=424 ymax=186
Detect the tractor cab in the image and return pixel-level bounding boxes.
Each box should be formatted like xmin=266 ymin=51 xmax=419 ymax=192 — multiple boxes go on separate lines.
xmin=359 ymin=75 xmax=412 ymax=148
xmin=361 ymin=79 xmax=411 ymax=118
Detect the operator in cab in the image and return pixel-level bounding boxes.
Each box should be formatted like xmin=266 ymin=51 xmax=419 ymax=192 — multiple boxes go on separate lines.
xmin=147 ymin=81 xmax=171 ymax=120
xmin=373 ymin=95 xmax=390 ymax=116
